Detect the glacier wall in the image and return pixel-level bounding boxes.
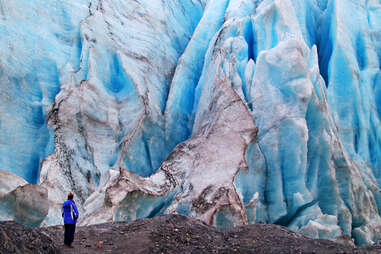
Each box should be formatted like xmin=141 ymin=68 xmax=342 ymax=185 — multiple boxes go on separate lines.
xmin=0 ymin=0 xmax=381 ymax=246
xmin=0 ymin=0 xmax=91 ymax=183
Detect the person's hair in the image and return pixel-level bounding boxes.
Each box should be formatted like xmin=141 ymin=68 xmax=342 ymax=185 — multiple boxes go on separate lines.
xmin=68 ymin=192 xmax=74 ymax=200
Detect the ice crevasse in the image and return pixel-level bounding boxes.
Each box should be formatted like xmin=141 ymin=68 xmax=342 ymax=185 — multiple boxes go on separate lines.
xmin=0 ymin=0 xmax=381 ymax=246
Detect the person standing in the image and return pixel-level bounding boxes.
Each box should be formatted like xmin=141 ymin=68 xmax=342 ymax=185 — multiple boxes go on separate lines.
xmin=62 ymin=192 xmax=79 ymax=248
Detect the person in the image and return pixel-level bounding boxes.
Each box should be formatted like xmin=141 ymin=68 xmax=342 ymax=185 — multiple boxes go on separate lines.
xmin=62 ymin=192 xmax=79 ymax=248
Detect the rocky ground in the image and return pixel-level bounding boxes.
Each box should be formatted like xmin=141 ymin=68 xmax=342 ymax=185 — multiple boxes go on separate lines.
xmin=0 ymin=221 xmax=59 ymax=253
xmin=1 ymin=214 xmax=381 ymax=253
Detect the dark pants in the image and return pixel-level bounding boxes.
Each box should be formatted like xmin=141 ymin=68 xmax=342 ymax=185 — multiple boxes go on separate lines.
xmin=64 ymin=224 xmax=76 ymax=246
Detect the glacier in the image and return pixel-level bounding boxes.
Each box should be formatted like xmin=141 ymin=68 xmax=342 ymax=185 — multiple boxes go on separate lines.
xmin=0 ymin=0 xmax=381 ymax=246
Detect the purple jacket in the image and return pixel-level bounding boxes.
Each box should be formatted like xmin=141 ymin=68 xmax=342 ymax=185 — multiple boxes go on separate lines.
xmin=62 ymin=199 xmax=79 ymax=224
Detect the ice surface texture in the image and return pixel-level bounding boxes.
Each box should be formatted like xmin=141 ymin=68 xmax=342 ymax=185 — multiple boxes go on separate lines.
xmin=0 ymin=0 xmax=381 ymax=246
